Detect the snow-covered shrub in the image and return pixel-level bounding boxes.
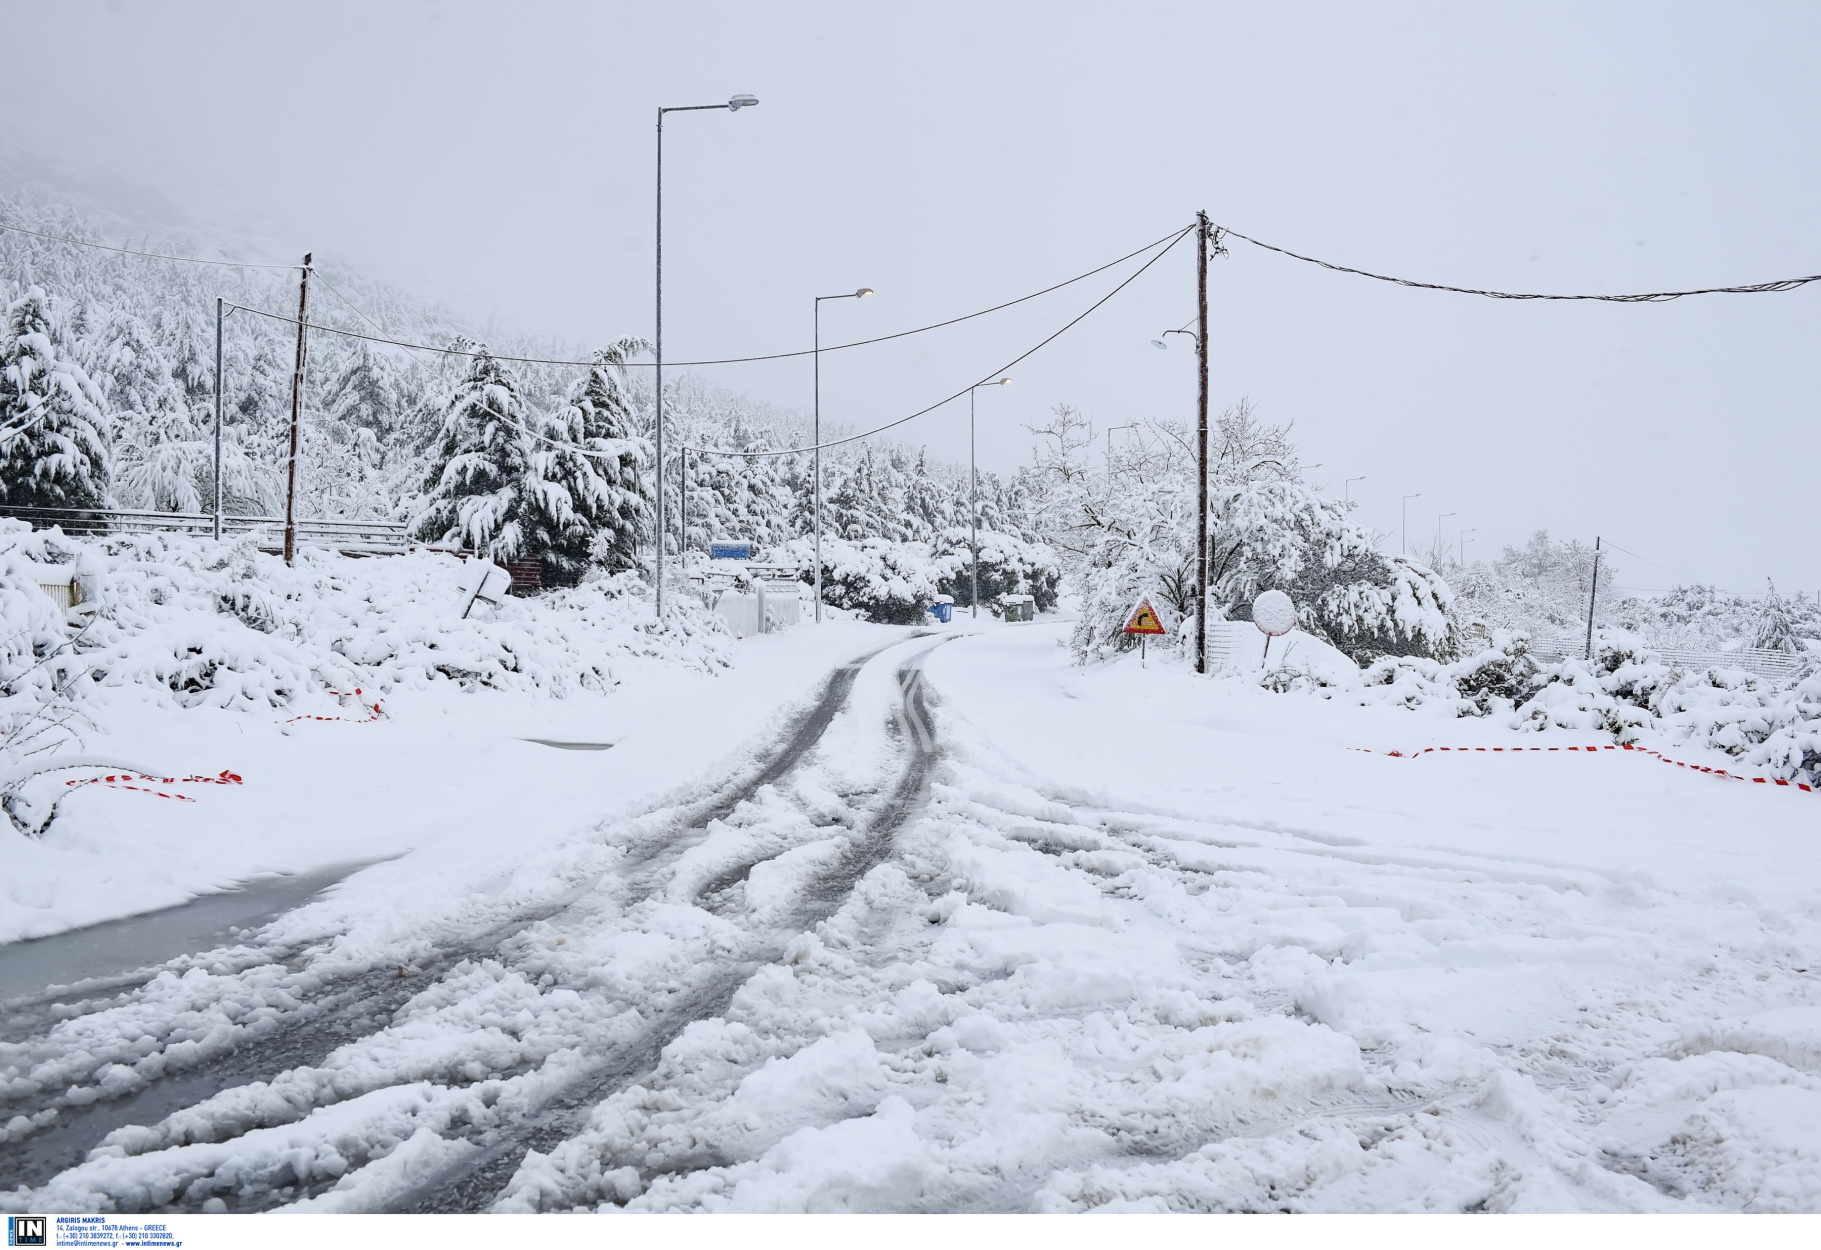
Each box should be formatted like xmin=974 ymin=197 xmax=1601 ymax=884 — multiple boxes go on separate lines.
xmin=783 ymin=535 xmax=952 ymax=625
xmin=934 ymin=526 xmax=1061 ymax=615
xmin=1329 ymin=628 xmax=1821 ymax=787
xmin=1030 ymin=401 xmax=1458 ymax=664
xmin=0 ymin=523 xmax=729 ymax=723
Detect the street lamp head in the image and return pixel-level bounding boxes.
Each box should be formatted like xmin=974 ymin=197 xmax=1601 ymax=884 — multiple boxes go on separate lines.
xmin=995 ymin=376 xmax=1012 ymax=386
xmin=728 ymin=94 xmax=760 ymax=111
xmin=855 ymin=288 xmax=873 ymax=299
xmin=1150 ymin=339 xmax=1169 ymax=350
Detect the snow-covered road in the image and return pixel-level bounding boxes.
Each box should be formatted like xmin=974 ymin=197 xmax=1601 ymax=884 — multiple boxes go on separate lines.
xmin=4 ymin=622 xmax=1818 ymax=1213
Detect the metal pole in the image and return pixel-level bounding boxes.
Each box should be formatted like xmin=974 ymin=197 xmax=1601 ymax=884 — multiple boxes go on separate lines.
xmin=1194 ymin=211 xmax=1210 ymax=675
xmin=654 ymin=108 xmax=665 ymax=618
xmin=970 ymin=386 xmax=979 ymax=620
xmin=813 ymin=298 xmax=822 ymax=623
xmin=680 ymin=445 xmax=688 ymax=569
xmin=213 ymin=296 xmax=223 ymax=541
xmin=283 ymin=255 xmax=311 ymax=567
xmin=1584 ymin=536 xmax=1602 ymax=661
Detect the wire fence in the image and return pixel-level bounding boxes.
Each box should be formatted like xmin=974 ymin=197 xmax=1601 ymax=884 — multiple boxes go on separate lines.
xmin=1527 ymin=635 xmax=1810 ymax=680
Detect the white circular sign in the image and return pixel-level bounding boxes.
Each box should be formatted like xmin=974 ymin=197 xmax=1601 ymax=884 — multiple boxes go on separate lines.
xmin=1251 ymin=589 xmax=1297 ymax=637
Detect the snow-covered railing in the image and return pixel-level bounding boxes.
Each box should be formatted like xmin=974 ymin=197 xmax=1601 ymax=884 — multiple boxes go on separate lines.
xmin=1527 ymin=635 xmax=1809 ymax=680
xmin=1 ymin=506 xmax=440 ymax=555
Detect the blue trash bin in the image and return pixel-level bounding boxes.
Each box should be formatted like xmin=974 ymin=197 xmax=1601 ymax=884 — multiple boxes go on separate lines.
xmin=927 ymin=600 xmax=953 ymax=624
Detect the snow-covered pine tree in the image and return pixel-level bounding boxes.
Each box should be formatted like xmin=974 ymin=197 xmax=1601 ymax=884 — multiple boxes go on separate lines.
xmin=101 ymin=309 xmax=212 ymax=513
xmin=534 ymin=342 xmax=651 ymax=578
xmin=0 ymin=286 xmax=110 ymax=511
xmin=902 ymin=449 xmax=953 ymax=540
xmin=409 ymin=344 xmax=538 ymax=561
xmin=1753 ymin=581 xmax=1803 ymax=654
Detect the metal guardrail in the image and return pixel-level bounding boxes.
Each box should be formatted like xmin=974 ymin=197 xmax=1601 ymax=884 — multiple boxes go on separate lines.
xmin=1 ymin=506 xmax=434 ymax=554
xmin=1528 ymin=635 xmax=1810 ymax=679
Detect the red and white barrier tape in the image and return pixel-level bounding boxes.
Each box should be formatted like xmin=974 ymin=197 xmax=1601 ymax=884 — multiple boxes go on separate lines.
xmin=1353 ymin=742 xmax=1814 ymax=793
xmin=283 ymin=687 xmax=385 ymax=725
xmin=63 ymin=769 xmax=245 ymax=803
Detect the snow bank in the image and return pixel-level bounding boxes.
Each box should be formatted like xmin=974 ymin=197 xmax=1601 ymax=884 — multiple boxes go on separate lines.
xmin=0 ymin=520 xmax=732 ymax=836
xmin=1257 ymin=631 xmax=1821 ymax=789
xmin=0 ymin=521 xmax=728 ymax=711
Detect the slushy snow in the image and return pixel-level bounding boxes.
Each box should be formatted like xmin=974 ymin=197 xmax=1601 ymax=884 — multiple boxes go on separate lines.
xmin=4 ymin=615 xmax=1817 ymax=1213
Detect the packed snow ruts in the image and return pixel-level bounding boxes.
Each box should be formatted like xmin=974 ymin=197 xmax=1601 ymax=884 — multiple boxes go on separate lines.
xmin=0 ymin=632 xmax=944 ymax=1212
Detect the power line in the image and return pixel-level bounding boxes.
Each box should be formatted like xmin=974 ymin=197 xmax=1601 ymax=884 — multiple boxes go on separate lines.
xmin=0 ymin=220 xmax=301 ymax=271
xmin=1217 ymin=225 xmax=1821 ymax=302
xmin=685 ymin=223 xmax=1197 ymax=458
xmin=482 ymin=224 xmax=1196 ymax=465
xmin=222 ymin=223 xmax=1194 ymax=369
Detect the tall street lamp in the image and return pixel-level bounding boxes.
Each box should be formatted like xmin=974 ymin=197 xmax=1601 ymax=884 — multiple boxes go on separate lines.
xmin=1401 ymin=493 xmax=1421 ymax=556
xmin=1460 ymin=528 xmax=1476 ymax=565
xmin=654 ymin=92 xmax=758 ymax=619
xmin=812 ymin=287 xmax=873 ymax=623
xmin=967 ymin=378 xmax=1013 ymax=619
xmin=1344 ymin=475 xmax=1366 ymax=506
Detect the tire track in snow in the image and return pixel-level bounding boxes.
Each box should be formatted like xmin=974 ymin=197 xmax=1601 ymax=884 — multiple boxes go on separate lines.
xmin=392 ymin=642 xmax=952 ymax=1214
xmin=0 ymin=635 xmax=928 ymax=1201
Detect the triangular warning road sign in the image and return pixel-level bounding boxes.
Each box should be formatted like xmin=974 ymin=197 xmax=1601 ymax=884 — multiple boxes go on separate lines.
xmin=1122 ymin=595 xmax=1166 ymax=636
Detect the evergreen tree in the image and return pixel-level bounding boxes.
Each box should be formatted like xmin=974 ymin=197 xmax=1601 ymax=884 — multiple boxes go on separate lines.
xmin=903 ymin=449 xmax=952 ymax=540
xmin=0 ymin=286 xmax=110 ymax=510
xmin=409 ymin=345 xmax=538 ymax=561
xmin=533 ymin=342 xmax=651 ymax=577
xmin=1754 ymin=581 xmax=1802 ymax=654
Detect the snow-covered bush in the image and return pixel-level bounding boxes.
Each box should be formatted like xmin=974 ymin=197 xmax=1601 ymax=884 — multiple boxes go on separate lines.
xmin=1029 ymin=400 xmax=1458 ymax=664
xmin=783 ymin=535 xmax=953 ymax=625
xmin=1322 ymin=629 xmax=1821 ymax=788
xmin=0 ymin=522 xmax=730 ymax=724
xmin=933 ymin=526 xmax=1061 ymax=615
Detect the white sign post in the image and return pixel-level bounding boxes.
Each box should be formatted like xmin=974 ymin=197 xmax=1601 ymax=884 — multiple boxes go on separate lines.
xmin=1251 ymin=589 xmax=1296 ymax=667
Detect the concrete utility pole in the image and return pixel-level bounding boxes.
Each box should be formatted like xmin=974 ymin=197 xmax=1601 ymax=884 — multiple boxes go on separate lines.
xmin=1195 ymin=210 xmax=1211 ymax=675
xmin=283 ymin=255 xmax=312 ymax=566
xmin=966 ymin=377 xmax=1012 ymax=619
xmin=813 ymin=287 xmax=872 ymax=622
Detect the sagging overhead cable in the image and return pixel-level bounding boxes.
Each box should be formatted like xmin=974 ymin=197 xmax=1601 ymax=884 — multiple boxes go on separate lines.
xmin=1217 ymin=225 xmax=1821 ymax=302
xmin=221 ymin=223 xmax=1195 ymax=369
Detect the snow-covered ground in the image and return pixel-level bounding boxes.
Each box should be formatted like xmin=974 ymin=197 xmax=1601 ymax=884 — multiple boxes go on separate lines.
xmin=3 ymin=619 xmax=1818 ymax=1213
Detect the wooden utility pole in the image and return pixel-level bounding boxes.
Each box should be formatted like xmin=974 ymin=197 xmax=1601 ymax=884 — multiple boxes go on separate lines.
xmin=283 ymin=254 xmax=312 ymax=566
xmin=1194 ymin=211 xmax=1211 ymax=675
xmin=1584 ymin=536 xmax=1602 ymax=661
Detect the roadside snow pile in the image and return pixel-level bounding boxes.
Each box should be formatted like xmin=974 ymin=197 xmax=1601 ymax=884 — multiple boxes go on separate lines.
xmin=1265 ymin=632 xmax=1821 ymax=787
xmin=0 ymin=521 xmax=730 ymax=722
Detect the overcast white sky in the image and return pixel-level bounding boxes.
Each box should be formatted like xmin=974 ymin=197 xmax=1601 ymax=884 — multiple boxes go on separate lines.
xmin=4 ymin=1 xmax=1817 ymax=594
